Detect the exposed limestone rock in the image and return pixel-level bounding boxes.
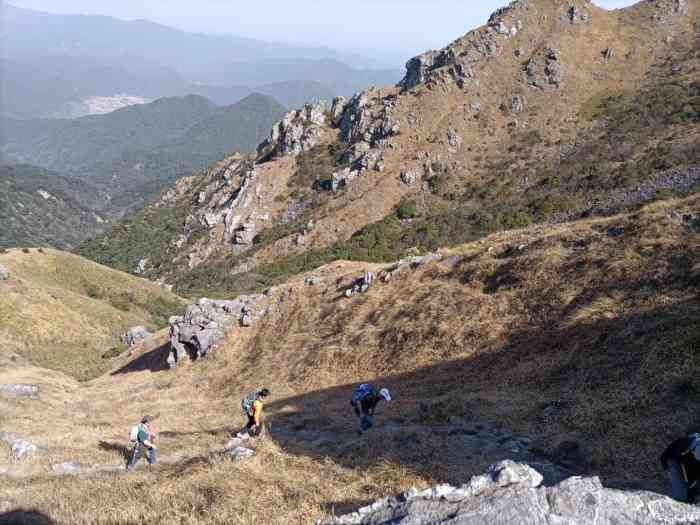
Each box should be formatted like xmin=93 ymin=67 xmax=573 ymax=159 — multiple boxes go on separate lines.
xmin=509 ymin=95 xmax=526 ymax=114
xmin=603 ymin=47 xmax=615 ymax=62
xmin=525 ymin=48 xmax=563 ymax=89
xmin=0 ymin=433 xmax=39 ymax=460
xmin=0 ymin=384 xmax=39 ymax=400
xmin=168 ymin=296 xmax=270 ymax=367
xmin=332 ymin=168 xmax=361 ymax=193
xmin=400 ymin=168 xmax=422 ymax=186
xmin=398 ymin=1 xmax=529 ymax=92
xmin=121 ymin=326 xmax=152 ymax=348
xmin=305 ymin=276 xmax=322 ymax=286
xmin=651 ymin=0 xmax=689 ymax=24
xmin=234 ymin=222 xmax=257 ymax=246
xmin=134 ymin=258 xmax=149 ymax=275
xmin=331 ymin=96 xmax=347 ymax=124
xmin=566 ymin=5 xmax=591 ymax=24
xmin=338 ymin=92 xmax=401 ymax=148
xmin=345 ymin=272 xmax=375 ymax=298
xmin=447 ymin=128 xmax=463 ymax=148
xmin=257 ymin=102 xmax=327 ymax=159
xmin=324 ymin=460 xmax=700 ymax=525
xmin=0 ymin=264 xmax=9 ymax=281
xmin=224 ymin=446 xmax=255 ymax=461
xmin=400 ymin=51 xmax=440 ymax=90
xmin=52 ymin=462 xmax=84 ymax=475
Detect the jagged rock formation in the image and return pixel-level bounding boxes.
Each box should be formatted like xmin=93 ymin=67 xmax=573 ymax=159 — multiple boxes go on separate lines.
xmin=324 ymin=460 xmax=700 ymax=525
xmin=258 ymin=103 xmax=328 ymax=159
xmin=0 ymin=265 xmax=9 ymax=281
xmin=168 ymin=295 xmax=272 ymax=367
xmin=121 ymin=326 xmax=152 ymax=348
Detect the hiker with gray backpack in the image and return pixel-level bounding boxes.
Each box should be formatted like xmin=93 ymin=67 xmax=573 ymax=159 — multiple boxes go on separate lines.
xmin=351 ymin=384 xmax=392 ymax=433
xmin=127 ymin=415 xmax=157 ymax=470
xmin=237 ymin=388 xmax=270 ymax=439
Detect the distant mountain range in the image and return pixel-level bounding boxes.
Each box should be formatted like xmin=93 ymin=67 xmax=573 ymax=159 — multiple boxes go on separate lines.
xmin=0 ymin=164 xmax=107 ymax=249
xmin=0 ymin=93 xmax=287 ymax=235
xmin=0 ymin=3 xmax=402 ymax=119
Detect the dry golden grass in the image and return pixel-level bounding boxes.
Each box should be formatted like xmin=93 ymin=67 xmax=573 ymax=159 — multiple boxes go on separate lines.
xmin=0 ymin=196 xmax=699 ymax=523
xmin=0 ymin=248 xmax=185 ymax=380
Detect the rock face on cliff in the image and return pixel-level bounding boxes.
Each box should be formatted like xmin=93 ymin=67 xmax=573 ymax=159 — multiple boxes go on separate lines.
xmin=324 ymin=460 xmax=700 ymax=525
xmin=168 ymin=295 xmax=272 ymax=367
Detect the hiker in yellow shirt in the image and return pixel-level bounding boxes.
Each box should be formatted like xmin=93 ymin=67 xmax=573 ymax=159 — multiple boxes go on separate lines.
xmin=237 ymin=388 xmax=270 ymax=439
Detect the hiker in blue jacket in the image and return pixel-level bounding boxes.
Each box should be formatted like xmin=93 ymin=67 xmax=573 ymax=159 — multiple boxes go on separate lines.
xmin=660 ymin=432 xmax=700 ymax=502
xmin=127 ymin=415 xmax=157 ymax=470
xmin=351 ymin=384 xmax=392 ymax=433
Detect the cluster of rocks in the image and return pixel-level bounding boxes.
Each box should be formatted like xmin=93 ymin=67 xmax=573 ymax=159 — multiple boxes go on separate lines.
xmin=168 ymin=295 xmax=272 ymax=368
xmin=0 ymin=384 xmax=39 ymax=400
xmin=323 ymin=460 xmax=700 ymax=525
xmin=525 ymin=47 xmax=563 ymax=89
xmin=651 ymin=0 xmax=689 ymax=24
xmin=399 ymin=1 xmax=528 ymax=92
xmin=257 ymin=103 xmax=327 ymax=159
xmin=134 ymin=258 xmax=149 ymax=275
xmin=121 ymin=326 xmax=152 ymax=348
xmin=0 ymin=432 xmax=39 ymax=460
xmin=565 ymin=4 xmax=591 ymax=25
xmin=345 ymin=272 xmax=376 ymax=298
xmin=0 ymin=264 xmax=9 ymax=281
xmin=327 ymin=92 xmax=401 ymax=192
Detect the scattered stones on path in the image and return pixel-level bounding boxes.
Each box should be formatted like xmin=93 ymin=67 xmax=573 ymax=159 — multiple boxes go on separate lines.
xmin=0 ymin=264 xmax=9 ymax=281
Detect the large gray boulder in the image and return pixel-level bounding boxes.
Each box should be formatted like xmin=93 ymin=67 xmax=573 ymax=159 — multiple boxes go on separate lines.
xmin=168 ymin=295 xmax=270 ymax=368
xmin=323 ymin=460 xmax=700 ymax=525
xmin=121 ymin=326 xmax=152 ymax=348
xmin=0 ymin=264 xmax=9 ymax=281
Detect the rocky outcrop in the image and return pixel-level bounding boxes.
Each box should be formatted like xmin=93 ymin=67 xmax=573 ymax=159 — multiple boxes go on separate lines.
xmin=398 ymin=1 xmax=528 ymax=91
xmin=0 ymin=432 xmax=39 ymax=460
xmin=0 ymin=264 xmax=9 ymax=281
xmin=345 ymin=272 xmax=375 ymax=298
xmin=134 ymin=258 xmax=149 ymax=275
xmin=323 ymin=460 xmax=700 ymax=525
xmin=121 ymin=326 xmax=152 ymax=348
xmin=257 ymin=103 xmax=327 ymax=159
xmin=0 ymin=384 xmax=39 ymax=400
xmin=168 ymin=295 xmax=271 ymax=367
xmin=525 ymin=47 xmax=563 ymax=89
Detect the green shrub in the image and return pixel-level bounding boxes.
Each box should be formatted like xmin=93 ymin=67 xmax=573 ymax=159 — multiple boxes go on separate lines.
xmin=396 ymin=200 xmax=419 ymax=220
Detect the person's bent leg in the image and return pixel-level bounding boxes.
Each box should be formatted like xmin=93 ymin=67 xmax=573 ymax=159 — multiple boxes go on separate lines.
xmin=669 ymin=459 xmax=690 ymax=502
xmin=147 ymin=447 xmax=157 ymax=465
xmin=127 ymin=444 xmax=142 ymax=470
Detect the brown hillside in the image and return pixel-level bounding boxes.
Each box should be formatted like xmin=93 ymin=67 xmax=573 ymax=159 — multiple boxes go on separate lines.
xmin=2 ymin=194 xmax=698 ymax=523
xmin=80 ymin=0 xmax=699 ymax=301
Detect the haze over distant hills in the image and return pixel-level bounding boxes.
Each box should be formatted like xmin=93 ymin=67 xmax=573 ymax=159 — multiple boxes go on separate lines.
xmin=0 ymin=3 xmax=402 ymax=119
xmin=0 ymin=93 xmax=287 ymax=247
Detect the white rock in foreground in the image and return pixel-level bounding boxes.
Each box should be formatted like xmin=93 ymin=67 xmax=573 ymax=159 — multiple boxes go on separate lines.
xmin=323 ymin=460 xmax=700 ymax=525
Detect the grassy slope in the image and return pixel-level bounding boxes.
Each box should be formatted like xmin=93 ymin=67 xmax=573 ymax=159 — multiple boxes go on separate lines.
xmin=1 ymin=196 xmax=698 ymax=523
xmin=0 ymin=248 xmax=184 ymax=380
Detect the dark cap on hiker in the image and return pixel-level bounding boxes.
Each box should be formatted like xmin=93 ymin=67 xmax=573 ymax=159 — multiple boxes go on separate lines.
xmin=142 ymin=415 xmax=154 ymax=423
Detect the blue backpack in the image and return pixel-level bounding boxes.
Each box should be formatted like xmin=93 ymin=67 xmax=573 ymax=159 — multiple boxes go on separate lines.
xmin=352 ymin=384 xmax=375 ymax=405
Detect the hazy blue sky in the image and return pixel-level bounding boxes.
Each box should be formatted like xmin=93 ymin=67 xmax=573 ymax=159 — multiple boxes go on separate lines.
xmin=8 ymin=0 xmax=639 ymax=65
